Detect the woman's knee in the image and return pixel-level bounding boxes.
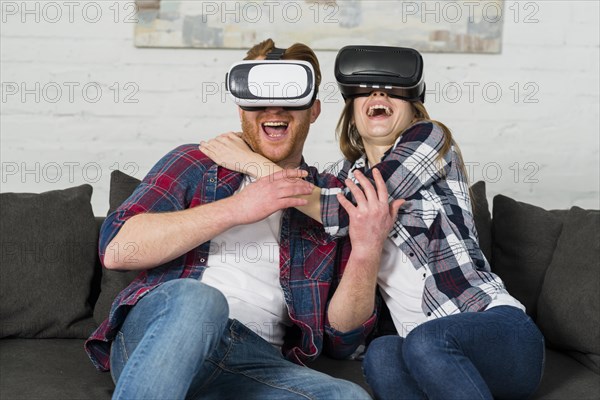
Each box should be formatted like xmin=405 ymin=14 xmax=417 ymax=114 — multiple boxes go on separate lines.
xmin=363 ymin=336 xmax=404 ymax=379
xmin=402 ymin=321 xmax=453 ymax=366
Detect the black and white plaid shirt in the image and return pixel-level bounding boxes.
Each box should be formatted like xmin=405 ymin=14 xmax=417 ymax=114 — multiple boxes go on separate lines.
xmin=320 ymin=122 xmax=510 ymax=319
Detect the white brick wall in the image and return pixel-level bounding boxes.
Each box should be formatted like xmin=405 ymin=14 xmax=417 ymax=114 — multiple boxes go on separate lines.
xmin=1 ymin=1 xmax=599 ymax=214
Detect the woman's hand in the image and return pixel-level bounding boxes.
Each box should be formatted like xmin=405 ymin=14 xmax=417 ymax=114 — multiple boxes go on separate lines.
xmin=337 ymin=168 xmax=403 ymax=256
xmin=200 ymin=132 xmax=279 ymax=179
xmin=326 ymin=168 xmax=403 ymax=332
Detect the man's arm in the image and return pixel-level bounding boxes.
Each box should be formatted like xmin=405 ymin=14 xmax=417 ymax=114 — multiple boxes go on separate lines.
xmin=104 ymin=169 xmax=312 ymax=271
xmin=200 ymin=132 xmax=323 ymax=222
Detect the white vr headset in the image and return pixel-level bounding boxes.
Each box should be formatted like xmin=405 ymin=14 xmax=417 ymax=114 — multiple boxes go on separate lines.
xmin=225 ymin=58 xmax=317 ymax=111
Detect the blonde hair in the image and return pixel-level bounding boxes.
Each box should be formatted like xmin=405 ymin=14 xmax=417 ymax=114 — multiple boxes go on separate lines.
xmin=244 ymin=38 xmax=321 ymax=92
xmin=336 ymin=99 xmax=470 ymax=185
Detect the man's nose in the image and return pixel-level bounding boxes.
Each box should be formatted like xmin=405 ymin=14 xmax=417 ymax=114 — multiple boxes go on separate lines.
xmin=264 ymin=106 xmax=286 ymax=113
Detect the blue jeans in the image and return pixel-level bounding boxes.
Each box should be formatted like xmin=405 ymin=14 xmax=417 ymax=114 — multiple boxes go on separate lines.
xmin=363 ymin=306 xmax=545 ymax=400
xmin=110 ymin=279 xmax=370 ymax=400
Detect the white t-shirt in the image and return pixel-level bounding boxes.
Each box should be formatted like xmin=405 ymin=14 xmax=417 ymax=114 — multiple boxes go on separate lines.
xmin=379 ymin=238 xmax=525 ymax=338
xmin=378 ymin=239 xmax=428 ymax=338
xmin=203 ymin=177 xmax=291 ymax=347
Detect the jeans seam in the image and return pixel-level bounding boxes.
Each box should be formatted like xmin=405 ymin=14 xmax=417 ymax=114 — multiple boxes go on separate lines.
xmin=213 ymin=363 xmax=315 ymax=400
xmin=205 ymin=321 xmax=315 ymax=400
xmin=443 ymin=329 xmax=489 ymax=400
xmin=119 ymin=332 xmax=130 ymax=363
xmin=187 ymin=340 xmax=233 ymax=398
xmin=187 ymin=321 xmax=239 ymax=399
xmin=113 ymin=290 xmax=170 ymax=400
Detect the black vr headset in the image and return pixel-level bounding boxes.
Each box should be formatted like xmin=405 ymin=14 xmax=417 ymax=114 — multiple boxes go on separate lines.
xmin=335 ymin=45 xmax=426 ymax=103
xmin=225 ymin=47 xmax=317 ymax=111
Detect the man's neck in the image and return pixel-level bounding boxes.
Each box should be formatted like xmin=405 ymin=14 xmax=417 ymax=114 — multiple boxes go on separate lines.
xmin=275 ymin=157 xmax=302 ymax=170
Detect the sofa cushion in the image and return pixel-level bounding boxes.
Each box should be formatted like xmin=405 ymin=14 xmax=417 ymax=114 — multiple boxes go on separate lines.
xmin=93 ymin=171 xmax=141 ymax=325
xmin=310 ymin=355 xmax=371 ymax=396
xmin=532 ymin=348 xmax=600 ymax=399
xmin=0 ymin=185 xmax=98 ymax=338
xmin=0 ymin=339 xmax=114 ymax=400
xmin=470 ymin=181 xmax=492 ymax=264
xmin=491 ymin=195 xmax=564 ymax=320
xmin=537 ymin=207 xmax=600 ymax=373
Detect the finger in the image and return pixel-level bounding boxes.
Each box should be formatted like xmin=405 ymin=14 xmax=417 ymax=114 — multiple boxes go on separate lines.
xmin=199 ymin=145 xmax=220 ymax=164
xmin=278 ymin=198 xmax=309 ymax=209
xmin=199 ymin=141 xmax=212 ymax=153
xmin=218 ymin=132 xmax=236 ymax=139
xmin=373 ymin=168 xmax=390 ymax=203
xmin=273 ymin=182 xmax=313 ymax=198
xmin=336 ymin=192 xmax=356 ymax=214
xmin=345 ymin=178 xmax=367 ymax=206
xmin=214 ymin=136 xmax=231 ymax=146
xmin=353 ymin=170 xmax=378 ymax=203
xmin=389 ymin=199 xmax=404 ymax=221
xmin=226 ymin=132 xmax=243 ymax=141
xmin=264 ymin=169 xmax=308 ymax=182
xmin=281 ymin=168 xmax=309 ymax=180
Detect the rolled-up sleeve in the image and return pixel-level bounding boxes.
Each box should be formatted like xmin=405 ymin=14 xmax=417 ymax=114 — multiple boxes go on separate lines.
xmin=322 ymin=309 xmax=377 ymax=359
xmin=98 ymin=144 xmax=204 ymax=266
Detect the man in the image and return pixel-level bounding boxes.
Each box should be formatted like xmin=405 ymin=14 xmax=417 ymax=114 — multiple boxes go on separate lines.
xmin=85 ymin=39 xmax=378 ymax=399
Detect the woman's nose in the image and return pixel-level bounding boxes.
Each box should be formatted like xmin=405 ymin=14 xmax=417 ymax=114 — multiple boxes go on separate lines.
xmin=371 ymin=91 xmax=388 ymax=98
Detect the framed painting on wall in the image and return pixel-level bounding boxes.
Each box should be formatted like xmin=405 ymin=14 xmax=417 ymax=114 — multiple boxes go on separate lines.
xmin=134 ymin=0 xmax=504 ymax=53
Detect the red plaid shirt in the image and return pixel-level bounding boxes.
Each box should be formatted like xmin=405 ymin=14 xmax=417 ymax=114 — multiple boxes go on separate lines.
xmin=85 ymin=144 xmax=376 ymax=372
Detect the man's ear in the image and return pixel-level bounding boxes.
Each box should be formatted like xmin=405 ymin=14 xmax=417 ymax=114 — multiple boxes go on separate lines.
xmin=309 ymin=99 xmax=321 ymax=123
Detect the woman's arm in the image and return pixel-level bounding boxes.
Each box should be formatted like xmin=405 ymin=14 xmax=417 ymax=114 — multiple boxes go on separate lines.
xmin=200 ymin=132 xmax=323 ymax=222
xmin=322 ymin=122 xmax=451 ymax=237
xmin=367 ymin=122 xmax=451 ymax=199
xmin=200 ymin=132 xmax=280 ymax=179
xmin=326 ymin=168 xmax=404 ymax=332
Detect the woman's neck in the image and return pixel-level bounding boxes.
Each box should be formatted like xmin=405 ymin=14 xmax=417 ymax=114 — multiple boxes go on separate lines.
xmin=364 ymin=144 xmax=392 ymax=168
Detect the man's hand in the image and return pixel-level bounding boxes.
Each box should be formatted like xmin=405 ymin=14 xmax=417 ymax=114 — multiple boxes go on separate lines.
xmin=104 ymin=170 xmax=311 ymax=271
xmin=229 ymin=169 xmax=313 ymax=225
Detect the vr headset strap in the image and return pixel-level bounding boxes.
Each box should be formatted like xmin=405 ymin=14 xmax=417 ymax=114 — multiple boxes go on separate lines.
xmin=266 ymin=47 xmax=286 ymax=60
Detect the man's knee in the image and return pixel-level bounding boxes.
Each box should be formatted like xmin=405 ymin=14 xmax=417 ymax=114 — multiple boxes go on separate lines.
xmin=154 ymin=279 xmax=229 ymax=327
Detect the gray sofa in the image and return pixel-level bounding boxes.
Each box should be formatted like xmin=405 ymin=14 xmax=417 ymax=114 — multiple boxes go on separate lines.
xmin=1 ymin=170 xmax=599 ymax=400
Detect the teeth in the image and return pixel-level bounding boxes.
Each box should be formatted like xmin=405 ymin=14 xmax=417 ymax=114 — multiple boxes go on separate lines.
xmin=367 ymin=105 xmax=392 ymax=117
xmin=263 ymin=121 xmax=288 ymax=127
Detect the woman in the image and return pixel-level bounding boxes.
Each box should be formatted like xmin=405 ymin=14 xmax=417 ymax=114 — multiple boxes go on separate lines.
xmin=200 ymin=47 xmax=545 ymax=400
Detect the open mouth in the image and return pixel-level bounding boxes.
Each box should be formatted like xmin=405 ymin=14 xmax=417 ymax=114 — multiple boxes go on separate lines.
xmin=262 ymin=121 xmax=289 ymax=138
xmin=367 ymin=105 xmax=393 ymax=117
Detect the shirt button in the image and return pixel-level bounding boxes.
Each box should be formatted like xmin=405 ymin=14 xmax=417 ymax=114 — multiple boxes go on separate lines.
xmin=208 ymin=178 xmax=216 ymax=183
xmin=427 ymin=312 xmax=432 ymax=317
xmin=200 ymin=258 xmax=205 ymax=263
xmin=409 ymin=252 xmax=415 ymax=257
xmin=392 ymin=233 xmax=398 ymax=239
xmin=422 ymin=273 xmax=426 ymax=278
